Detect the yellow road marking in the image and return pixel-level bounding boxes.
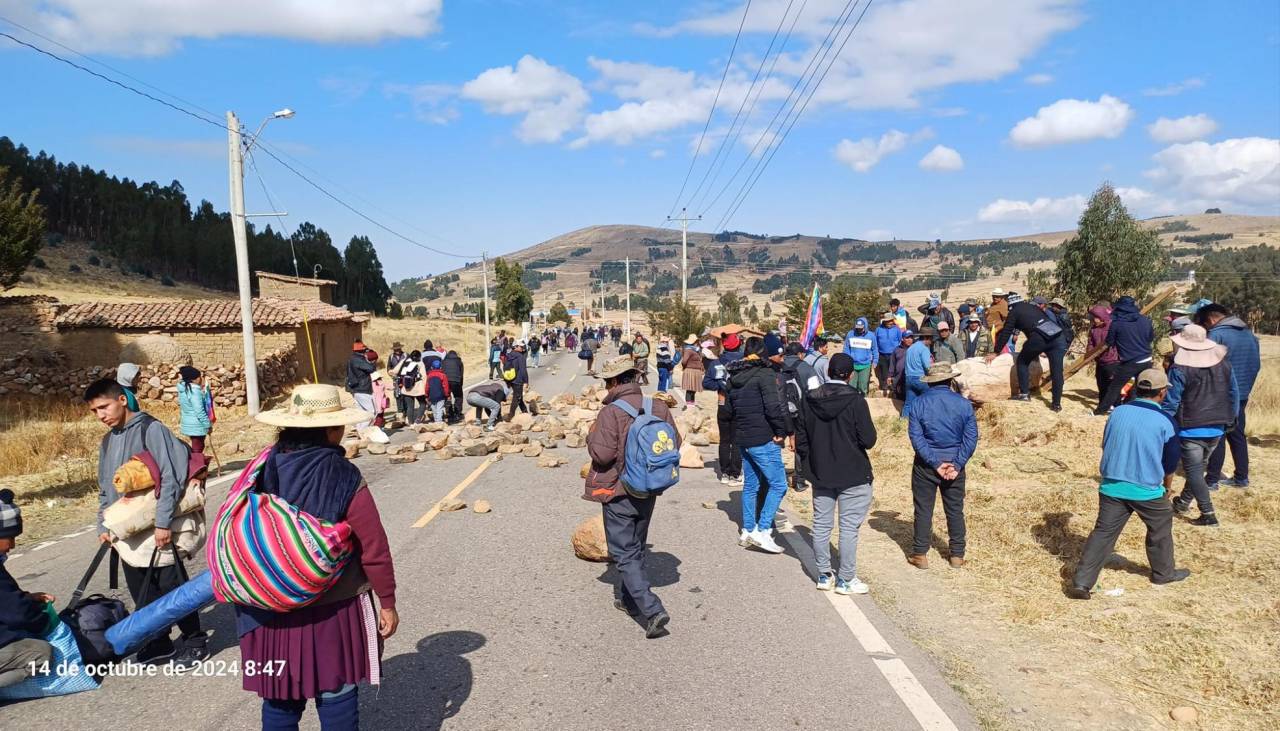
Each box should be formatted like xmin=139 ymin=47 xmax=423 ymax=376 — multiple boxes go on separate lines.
xmin=412 ymin=459 xmax=492 ymax=528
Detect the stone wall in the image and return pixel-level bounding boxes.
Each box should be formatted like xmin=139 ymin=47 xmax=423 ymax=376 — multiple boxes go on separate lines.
xmin=258 ymin=277 xmax=333 ymax=304
xmin=0 ymin=346 xmax=300 ymax=406
xmin=0 ymin=296 xmax=58 ymax=334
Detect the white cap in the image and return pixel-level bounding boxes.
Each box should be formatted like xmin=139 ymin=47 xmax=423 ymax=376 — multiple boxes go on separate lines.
xmin=117 ymin=362 xmax=140 ymax=387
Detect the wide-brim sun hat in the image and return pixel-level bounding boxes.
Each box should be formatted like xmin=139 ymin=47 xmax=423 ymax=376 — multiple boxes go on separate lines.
xmin=1171 ymin=323 xmax=1228 ymax=368
xmin=596 ymin=356 xmax=638 ymax=380
xmin=256 ymin=384 xmax=373 ymax=428
xmin=921 ymin=363 xmax=959 ymax=384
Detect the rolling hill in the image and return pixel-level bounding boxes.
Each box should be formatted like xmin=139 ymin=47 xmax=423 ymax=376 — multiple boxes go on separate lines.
xmin=403 ymin=213 xmax=1279 ymax=319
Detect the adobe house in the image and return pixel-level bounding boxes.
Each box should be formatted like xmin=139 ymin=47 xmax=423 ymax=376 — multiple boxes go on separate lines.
xmin=0 ymin=272 xmax=364 ymax=378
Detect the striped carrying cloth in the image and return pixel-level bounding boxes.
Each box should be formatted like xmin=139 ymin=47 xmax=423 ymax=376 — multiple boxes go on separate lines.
xmin=207 ymin=447 xmax=354 ymax=611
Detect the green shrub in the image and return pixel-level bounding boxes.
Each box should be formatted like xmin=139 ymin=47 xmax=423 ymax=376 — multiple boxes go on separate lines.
xmin=32 ymin=256 xmax=46 ymax=269
xmin=68 ymin=263 xmax=81 ymax=273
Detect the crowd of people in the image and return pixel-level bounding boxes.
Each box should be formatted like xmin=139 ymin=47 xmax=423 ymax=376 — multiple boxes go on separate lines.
xmin=0 ymin=288 xmax=1262 ymax=728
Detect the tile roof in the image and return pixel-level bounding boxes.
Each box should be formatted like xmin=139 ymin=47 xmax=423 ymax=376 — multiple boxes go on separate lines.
xmin=255 ymin=270 xmax=337 ymax=286
xmin=55 ymin=297 xmax=355 ymax=330
xmin=0 ymin=295 xmax=58 ymax=305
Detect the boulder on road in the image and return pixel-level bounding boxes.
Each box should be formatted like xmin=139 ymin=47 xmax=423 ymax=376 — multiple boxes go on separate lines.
xmin=565 ymin=434 xmax=586 ymax=449
xmin=461 ymin=440 xmax=489 ymax=457
xmin=953 ymin=353 xmax=1043 ymax=404
xmin=438 ymin=498 xmax=466 ymax=512
xmin=522 ymin=443 xmax=544 ymax=458
xmin=571 ymin=515 xmax=609 ymax=562
xmin=389 ymin=454 xmax=417 ymax=465
xmin=537 ymin=455 xmax=565 ymax=468
xmin=568 ymin=407 xmax=596 ymax=423
xmin=473 ymin=500 xmax=492 ymax=514
xmin=435 ymin=450 xmax=454 ymax=461
xmin=428 ymin=434 xmax=450 ymax=450
xmin=367 ymin=443 xmax=388 ymax=455
xmin=342 ymin=441 xmax=360 ymax=459
xmin=498 ymin=444 xmax=524 ymax=455
xmin=687 ymin=432 xmax=710 ymax=447
xmin=679 ymin=444 xmax=704 ymax=468
xmin=579 ymin=462 xmax=591 ymax=479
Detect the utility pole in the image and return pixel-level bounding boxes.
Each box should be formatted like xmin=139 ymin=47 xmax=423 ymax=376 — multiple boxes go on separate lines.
xmin=480 ymin=252 xmax=492 ymax=345
xmin=226 ymin=111 xmax=260 ymax=416
xmin=624 ymin=257 xmax=631 ymax=338
xmin=667 ymin=207 xmax=701 ymax=302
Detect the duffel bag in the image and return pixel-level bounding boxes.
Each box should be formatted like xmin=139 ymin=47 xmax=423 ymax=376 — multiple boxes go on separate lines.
xmin=58 ymin=543 xmax=128 ymax=668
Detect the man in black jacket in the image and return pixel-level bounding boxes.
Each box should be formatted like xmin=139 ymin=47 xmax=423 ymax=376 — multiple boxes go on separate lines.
xmin=442 ymin=350 xmax=465 ymax=423
xmin=989 ymin=294 xmax=1066 ymax=411
xmin=725 ymin=335 xmax=790 ymax=554
xmin=796 ymin=354 xmax=877 ymax=595
xmin=1094 ymin=296 xmax=1155 ymax=415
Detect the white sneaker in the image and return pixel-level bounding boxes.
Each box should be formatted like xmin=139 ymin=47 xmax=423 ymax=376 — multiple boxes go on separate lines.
xmin=834 ymin=578 xmax=869 ymax=595
xmin=720 ymin=475 xmax=733 ymax=486
xmin=728 ymin=476 xmax=744 ymax=487
xmin=749 ymin=529 xmax=785 ymax=554
xmin=738 ymin=529 xmax=752 ymax=547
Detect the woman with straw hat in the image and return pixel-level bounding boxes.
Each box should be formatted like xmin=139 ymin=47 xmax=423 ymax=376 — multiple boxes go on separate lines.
xmin=678 ymin=334 xmax=704 ymax=407
xmin=1164 ymin=324 xmax=1239 ymax=527
xmin=238 ymin=384 xmax=399 ymax=729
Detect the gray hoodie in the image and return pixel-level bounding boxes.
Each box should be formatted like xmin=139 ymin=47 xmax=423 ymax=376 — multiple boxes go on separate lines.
xmin=96 ymin=413 xmax=189 ymax=533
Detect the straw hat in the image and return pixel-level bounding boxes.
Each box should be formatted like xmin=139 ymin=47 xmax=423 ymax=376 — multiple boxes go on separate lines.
xmin=256 ymin=384 xmax=373 ymax=427
xmin=596 ymin=356 xmax=638 ymax=380
xmin=1172 ymin=324 xmax=1228 ymax=368
xmin=921 ymin=363 xmax=959 ymax=384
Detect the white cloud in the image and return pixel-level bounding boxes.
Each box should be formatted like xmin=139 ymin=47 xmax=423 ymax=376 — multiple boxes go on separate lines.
xmin=1142 ymin=77 xmax=1205 ymax=97
xmin=1024 ymin=73 xmax=1054 ymax=85
xmin=460 ymin=56 xmax=590 ymax=143
xmin=383 ymin=82 xmax=459 ymax=125
xmin=0 ymin=0 xmax=443 ymax=55
xmin=919 ymin=144 xmax=964 ymax=172
xmin=1145 ymin=137 xmax=1280 ymax=211
xmin=650 ymin=0 xmax=1083 ymax=111
xmin=977 ymin=194 xmax=1087 ymax=224
xmin=1147 ymin=114 xmax=1218 ymax=144
xmin=834 ymin=130 xmax=910 ymax=172
xmin=1009 ymin=94 xmax=1134 ymax=147
xmin=649 ymin=149 xmax=667 ymax=159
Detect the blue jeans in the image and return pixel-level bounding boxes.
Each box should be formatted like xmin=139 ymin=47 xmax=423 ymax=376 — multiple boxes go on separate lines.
xmin=903 ymin=376 xmax=928 ymax=417
xmin=740 ymin=442 xmax=787 ymax=532
xmin=262 ymin=685 xmax=357 ymax=730
xmin=657 ymin=367 xmax=672 ymax=392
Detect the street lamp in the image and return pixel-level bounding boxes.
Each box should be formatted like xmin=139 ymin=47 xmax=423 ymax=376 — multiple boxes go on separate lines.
xmin=227 ymin=107 xmax=294 ymax=415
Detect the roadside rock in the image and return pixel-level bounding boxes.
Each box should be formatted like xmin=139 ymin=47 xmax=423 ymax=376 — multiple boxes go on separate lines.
xmin=565 ymin=434 xmax=586 ymax=449
xmin=411 ymin=441 xmax=428 ymax=453
xmin=389 ymin=454 xmax=417 ymax=465
xmin=461 ymin=440 xmax=489 ymax=457
xmin=435 ymin=450 xmax=454 ymax=461
xmin=473 ymin=500 xmax=492 ymax=514
xmin=498 ymin=444 xmax=524 ymax=455
xmin=522 ymin=443 xmax=544 ymax=458
xmin=342 ymin=441 xmax=360 ymax=459
xmin=1169 ymin=707 xmax=1198 ymax=724
xmin=511 ymin=412 xmax=534 ymax=429
xmin=679 ymin=444 xmax=703 ymax=468
xmin=367 ymin=443 xmax=387 ymax=455
xmin=687 ymin=432 xmax=711 ymax=447
xmin=537 ymin=455 xmax=565 ymax=468
xmin=488 ymin=453 xmax=503 ymax=462
xmin=580 ymin=462 xmax=591 ymax=479
xmin=438 ymin=498 xmax=466 ymax=512
xmin=571 ymin=515 xmax=609 ymax=562
xmin=428 ymin=434 xmax=450 ymax=450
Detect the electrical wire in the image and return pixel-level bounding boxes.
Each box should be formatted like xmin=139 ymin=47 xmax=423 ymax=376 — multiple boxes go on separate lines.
xmin=0 ymin=28 xmax=475 ymax=262
xmin=664 ymin=0 xmax=754 ymax=222
xmin=714 ymin=0 xmax=875 ymax=231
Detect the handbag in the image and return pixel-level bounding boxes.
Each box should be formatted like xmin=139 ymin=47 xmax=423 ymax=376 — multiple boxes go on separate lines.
xmin=1034 ymin=316 xmax=1063 ymax=340
xmin=207 ymin=447 xmax=355 ymax=611
xmin=0 ymin=607 xmax=100 ymax=700
xmin=58 ymin=543 xmax=129 ymax=667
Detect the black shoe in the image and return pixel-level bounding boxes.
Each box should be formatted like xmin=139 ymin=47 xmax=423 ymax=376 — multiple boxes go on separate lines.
xmin=1011 ymin=393 xmax=1031 ymax=401
xmin=644 ymin=611 xmax=670 ymax=639
xmin=1066 ymin=585 xmax=1092 ymax=600
xmin=1152 ymin=568 xmax=1192 ymax=585
xmin=613 ymin=599 xmax=639 ymax=616
xmin=171 ymin=631 xmax=211 ymax=669
xmin=1049 ymin=403 xmax=1062 ymax=412
xmin=136 ymin=639 xmax=176 ymax=666
xmin=1171 ymin=499 xmax=1191 ymax=515
xmin=1189 ymin=513 xmax=1219 ymax=527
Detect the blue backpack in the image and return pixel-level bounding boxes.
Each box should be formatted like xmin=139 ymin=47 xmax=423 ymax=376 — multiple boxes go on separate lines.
xmin=610 ymin=397 xmax=681 ymax=496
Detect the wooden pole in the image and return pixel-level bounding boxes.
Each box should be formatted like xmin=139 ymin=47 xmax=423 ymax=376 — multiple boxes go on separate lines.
xmin=1041 ymin=284 xmax=1180 ymax=388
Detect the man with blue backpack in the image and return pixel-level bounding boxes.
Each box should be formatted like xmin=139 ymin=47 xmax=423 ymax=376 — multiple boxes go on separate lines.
xmin=584 ymin=356 xmax=682 ymax=639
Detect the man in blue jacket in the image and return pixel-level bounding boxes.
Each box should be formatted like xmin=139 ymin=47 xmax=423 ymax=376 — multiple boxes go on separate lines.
xmin=843 ymin=317 xmax=876 ymax=395
xmin=902 ymin=327 xmax=935 ymax=417
xmin=874 ymin=312 xmax=903 ymax=397
xmin=1094 ymin=296 xmax=1154 ymax=415
xmin=1069 ymin=369 xmax=1190 ymax=599
xmin=907 ymin=364 xmax=977 ymax=569
xmin=1198 ymin=303 xmax=1261 ymax=489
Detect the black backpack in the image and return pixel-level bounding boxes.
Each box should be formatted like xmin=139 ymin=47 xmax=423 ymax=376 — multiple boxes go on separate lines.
xmin=399 ymin=364 xmax=421 ymax=391
xmin=59 ymin=543 xmax=129 ymax=667
xmin=779 ymin=361 xmax=805 ymax=418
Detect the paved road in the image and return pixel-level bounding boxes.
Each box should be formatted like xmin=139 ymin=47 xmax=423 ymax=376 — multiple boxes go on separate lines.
xmin=1 ymin=346 xmax=976 ymax=730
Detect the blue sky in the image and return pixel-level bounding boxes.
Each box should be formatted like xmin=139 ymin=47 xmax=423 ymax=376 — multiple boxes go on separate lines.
xmin=1 ymin=0 xmax=1278 ymax=276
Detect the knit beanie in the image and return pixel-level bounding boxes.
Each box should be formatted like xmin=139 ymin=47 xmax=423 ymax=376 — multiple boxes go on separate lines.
xmin=0 ymin=489 xmax=22 ymax=539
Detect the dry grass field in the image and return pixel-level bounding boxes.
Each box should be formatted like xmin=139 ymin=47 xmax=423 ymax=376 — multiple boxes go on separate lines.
xmin=784 ymin=355 xmax=1280 ymax=729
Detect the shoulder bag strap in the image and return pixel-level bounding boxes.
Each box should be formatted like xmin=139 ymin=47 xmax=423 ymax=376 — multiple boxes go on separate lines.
xmin=641 ymin=397 xmax=653 ymax=417
xmin=63 ymin=542 xmax=112 ymax=611
xmin=611 ymin=399 xmax=639 ymax=419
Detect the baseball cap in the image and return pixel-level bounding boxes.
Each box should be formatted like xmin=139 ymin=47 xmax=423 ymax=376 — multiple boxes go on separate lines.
xmin=881 ymin=312 xmax=894 ymax=322
xmin=1031 ymin=295 xmax=1048 ymax=306
xmin=902 ymin=330 xmax=916 ymax=339
xmin=763 ymin=333 xmax=785 ymax=357
xmin=1136 ymin=368 xmax=1168 ymax=390
xmin=1170 ymin=316 xmax=1192 ymax=332
xmin=828 ymin=352 xmax=855 ymax=380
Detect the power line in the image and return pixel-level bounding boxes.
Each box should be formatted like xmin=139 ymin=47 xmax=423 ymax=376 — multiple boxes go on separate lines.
xmin=715 ymin=0 xmax=876 ymax=231
xmin=699 ymin=0 xmax=862 ymax=218
xmin=686 ymin=0 xmax=806 ymax=214
xmin=1 ymin=27 xmax=475 ymax=262
xmin=664 ymin=0 xmax=754 ymax=221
